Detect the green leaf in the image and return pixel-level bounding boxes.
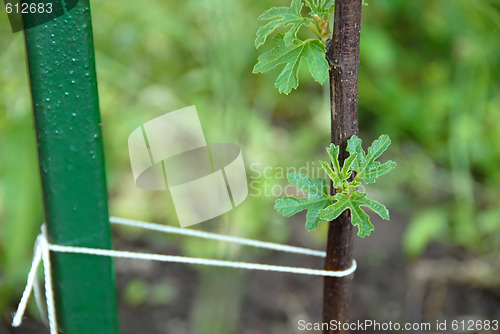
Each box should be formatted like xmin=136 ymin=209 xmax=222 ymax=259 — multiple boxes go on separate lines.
xmin=319 ymin=191 xmax=390 ymax=237
xmin=304 ymin=0 xmax=335 ymax=17
xmin=255 ymin=0 xmax=312 ymax=49
xmin=275 ymin=173 xmax=331 ymax=230
xmin=253 ymin=35 xmax=329 ymax=94
xmin=287 ymin=171 xmax=326 ymax=194
xmin=326 ymin=143 xmax=341 ymax=177
xmin=341 ymin=152 xmax=356 ymax=180
xmin=346 ymin=134 xmax=396 ymax=183
xmin=321 ymin=144 xmax=357 ymax=187
xmin=319 ymin=161 xmax=341 ymax=188
xmin=274 ymin=136 xmax=396 ymax=236
xmin=320 ymin=144 xmax=342 ymax=187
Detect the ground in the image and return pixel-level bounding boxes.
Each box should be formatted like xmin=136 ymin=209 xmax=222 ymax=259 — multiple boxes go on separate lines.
xmin=2 ymin=214 xmax=499 ymax=334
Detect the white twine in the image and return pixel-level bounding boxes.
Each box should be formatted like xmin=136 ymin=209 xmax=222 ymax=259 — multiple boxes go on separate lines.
xmin=12 ymin=217 xmax=357 ymax=333
xmin=11 ymin=228 xmax=58 ymax=334
xmin=40 ymin=225 xmax=58 ymax=334
xmin=33 ymin=267 xmax=48 ymax=326
xmin=11 ymin=236 xmax=42 ymax=328
xmin=110 ymin=216 xmax=327 ymax=258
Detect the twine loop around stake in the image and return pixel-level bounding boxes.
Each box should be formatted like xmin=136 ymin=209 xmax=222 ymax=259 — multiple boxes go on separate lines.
xmin=12 ymin=217 xmax=357 ymax=334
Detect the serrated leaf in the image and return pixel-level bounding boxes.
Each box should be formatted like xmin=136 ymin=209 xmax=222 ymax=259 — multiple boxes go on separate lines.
xmin=287 ymin=172 xmax=327 ymax=194
xmin=341 ymin=152 xmax=356 ymax=180
xmin=346 ymin=134 xmax=396 ymax=184
xmin=326 ymin=143 xmax=341 ymax=177
xmin=275 ymin=173 xmax=331 ymax=230
xmin=319 ymin=191 xmax=390 ymax=237
xmin=255 ymin=0 xmax=312 ymax=49
xmin=321 ymin=144 xmax=357 ymax=187
xmin=253 ymin=35 xmax=328 ymax=94
xmin=274 ymin=136 xmax=396 ymax=236
xmin=319 ymin=161 xmax=341 ymax=188
xmin=305 ymin=0 xmax=335 ymax=17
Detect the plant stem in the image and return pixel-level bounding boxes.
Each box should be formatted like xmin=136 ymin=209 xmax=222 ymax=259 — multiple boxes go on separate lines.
xmin=323 ymin=0 xmax=362 ymax=333
xmin=308 ymin=21 xmax=323 ymax=39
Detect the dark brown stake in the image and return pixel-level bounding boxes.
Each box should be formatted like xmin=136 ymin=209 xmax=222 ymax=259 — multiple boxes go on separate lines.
xmin=323 ymin=0 xmax=362 ymax=333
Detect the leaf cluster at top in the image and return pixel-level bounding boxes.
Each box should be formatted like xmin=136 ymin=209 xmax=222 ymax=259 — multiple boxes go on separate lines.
xmin=253 ymin=0 xmax=370 ymax=94
xmin=275 ymin=134 xmax=396 ymax=237
xmin=253 ymin=0 xmax=335 ymax=94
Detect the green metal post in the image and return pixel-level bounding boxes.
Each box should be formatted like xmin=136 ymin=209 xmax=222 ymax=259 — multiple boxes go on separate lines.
xmin=22 ymin=1 xmax=119 ymax=333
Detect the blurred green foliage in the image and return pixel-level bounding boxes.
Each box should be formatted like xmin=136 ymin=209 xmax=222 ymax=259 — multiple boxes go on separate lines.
xmin=0 ymin=0 xmax=499 ymax=326
xmin=123 ymin=278 xmax=175 ymax=307
xmin=357 ymin=0 xmax=500 ymax=256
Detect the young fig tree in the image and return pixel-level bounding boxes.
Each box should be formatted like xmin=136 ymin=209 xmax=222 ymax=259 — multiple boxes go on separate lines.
xmin=253 ymin=0 xmax=394 ymax=331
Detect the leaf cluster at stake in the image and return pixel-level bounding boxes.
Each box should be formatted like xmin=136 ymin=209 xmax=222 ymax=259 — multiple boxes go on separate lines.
xmin=275 ymin=135 xmax=396 ymax=237
xmin=253 ymin=0 xmax=335 ymax=94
